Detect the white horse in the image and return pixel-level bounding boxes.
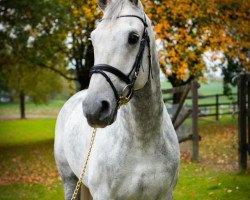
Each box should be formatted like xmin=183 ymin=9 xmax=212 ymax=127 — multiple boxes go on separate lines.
xmin=54 ymin=0 xmax=180 ymax=199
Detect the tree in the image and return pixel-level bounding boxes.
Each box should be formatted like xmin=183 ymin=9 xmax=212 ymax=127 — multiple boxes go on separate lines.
xmin=215 ymin=0 xmax=250 ymax=95
xmin=0 ymin=65 xmax=64 ymax=118
xmin=63 ymin=0 xmax=101 ymax=90
xmin=144 ymin=0 xmax=249 ymax=103
xmin=0 ymin=0 xmax=69 ymax=118
xmin=214 ymin=0 xmax=250 ymax=70
xmin=221 ymin=56 xmax=244 ymax=96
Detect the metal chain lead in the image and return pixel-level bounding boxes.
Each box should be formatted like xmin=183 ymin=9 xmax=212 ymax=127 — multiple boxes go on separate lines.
xmin=71 ymin=128 xmax=97 ymax=200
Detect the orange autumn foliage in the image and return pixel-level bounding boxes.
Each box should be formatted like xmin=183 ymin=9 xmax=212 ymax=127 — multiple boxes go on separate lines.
xmin=70 ymin=0 xmax=101 ymax=41
xmin=144 ymin=0 xmax=250 ymax=86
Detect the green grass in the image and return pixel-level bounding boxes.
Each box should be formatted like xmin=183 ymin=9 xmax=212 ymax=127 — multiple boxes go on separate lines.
xmin=0 ymin=163 xmax=249 ymax=200
xmin=0 ymin=183 xmax=63 ymax=200
xmin=0 ymin=119 xmax=62 ymax=199
xmin=174 ymin=162 xmax=250 ymax=200
xmin=0 ymin=119 xmax=56 ymax=147
xmin=0 ymin=118 xmax=249 ymax=199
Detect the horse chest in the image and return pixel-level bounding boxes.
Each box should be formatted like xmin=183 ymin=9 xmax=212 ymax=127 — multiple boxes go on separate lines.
xmin=88 ymin=145 xmax=174 ymax=199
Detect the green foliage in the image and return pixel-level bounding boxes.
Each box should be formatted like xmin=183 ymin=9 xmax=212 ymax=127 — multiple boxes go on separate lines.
xmin=2 ymin=66 xmax=65 ymax=103
xmin=0 ymin=0 xmax=70 ymax=103
xmin=221 ymin=56 xmax=244 ymax=96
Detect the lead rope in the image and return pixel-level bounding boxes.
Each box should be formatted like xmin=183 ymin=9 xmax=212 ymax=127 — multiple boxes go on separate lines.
xmin=71 ymin=128 xmax=97 ymax=200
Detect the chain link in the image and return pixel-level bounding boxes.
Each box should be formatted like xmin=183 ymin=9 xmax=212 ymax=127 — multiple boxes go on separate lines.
xmin=71 ymin=128 xmax=97 ymax=200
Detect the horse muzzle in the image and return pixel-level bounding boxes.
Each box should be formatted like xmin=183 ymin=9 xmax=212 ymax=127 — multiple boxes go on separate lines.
xmin=82 ymin=98 xmax=116 ymax=128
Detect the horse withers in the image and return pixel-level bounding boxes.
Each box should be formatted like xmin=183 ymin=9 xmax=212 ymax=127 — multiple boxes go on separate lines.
xmin=54 ymin=0 xmax=180 ymax=199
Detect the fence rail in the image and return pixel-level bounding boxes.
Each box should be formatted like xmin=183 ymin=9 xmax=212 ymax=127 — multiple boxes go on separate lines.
xmin=163 ymin=91 xmax=238 ymax=120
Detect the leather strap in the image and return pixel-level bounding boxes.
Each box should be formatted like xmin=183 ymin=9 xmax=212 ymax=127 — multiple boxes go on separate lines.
xmin=90 ymin=70 xmax=120 ymax=101
xmin=91 ymin=64 xmax=131 ymax=85
xmin=118 ymin=15 xmax=148 ymax=27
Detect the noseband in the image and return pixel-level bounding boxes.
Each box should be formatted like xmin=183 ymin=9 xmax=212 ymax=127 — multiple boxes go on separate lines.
xmin=90 ymin=15 xmax=152 ymax=108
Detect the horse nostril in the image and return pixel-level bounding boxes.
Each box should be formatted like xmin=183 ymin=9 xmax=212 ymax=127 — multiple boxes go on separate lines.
xmin=82 ymin=98 xmax=112 ymax=127
xmin=100 ymin=100 xmax=110 ymax=114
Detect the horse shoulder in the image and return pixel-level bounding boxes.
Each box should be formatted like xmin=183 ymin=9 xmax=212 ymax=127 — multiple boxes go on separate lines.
xmin=54 ymin=90 xmax=88 ymax=165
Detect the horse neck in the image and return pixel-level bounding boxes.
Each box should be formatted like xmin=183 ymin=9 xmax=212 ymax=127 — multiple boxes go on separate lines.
xmin=119 ymin=37 xmax=164 ymax=142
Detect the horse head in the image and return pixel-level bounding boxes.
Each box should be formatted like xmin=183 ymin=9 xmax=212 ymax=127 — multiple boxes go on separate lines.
xmin=83 ymin=0 xmax=152 ymax=128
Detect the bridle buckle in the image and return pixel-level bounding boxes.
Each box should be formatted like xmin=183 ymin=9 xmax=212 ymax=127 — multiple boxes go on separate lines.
xmin=118 ymin=84 xmax=133 ymax=107
xmin=118 ymin=96 xmax=130 ymax=107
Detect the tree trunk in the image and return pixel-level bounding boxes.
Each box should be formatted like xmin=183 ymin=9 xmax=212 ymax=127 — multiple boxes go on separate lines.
xmin=168 ymin=74 xmax=195 ymax=104
xmin=76 ymin=43 xmax=94 ymax=91
xmin=20 ymin=91 xmax=25 ymax=119
xmin=173 ymin=92 xmax=184 ymax=104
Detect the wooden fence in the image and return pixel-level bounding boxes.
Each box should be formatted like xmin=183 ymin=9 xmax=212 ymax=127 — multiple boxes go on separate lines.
xmin=162 ymin=82 xmax=239 ymax=162
xmin=162 ymin=81 xmax=199 ymax=161
xmin=197 ymin=93 xmax=237 ymax=119
xmin=163 ymin=75 xmax=250 ymax=170
xmin=163 ymin=92 xmax=238 ymax=120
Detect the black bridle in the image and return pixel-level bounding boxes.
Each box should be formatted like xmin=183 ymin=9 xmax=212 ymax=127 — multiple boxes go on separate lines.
xmin=90 ymin=15 xmax=152 ymax=108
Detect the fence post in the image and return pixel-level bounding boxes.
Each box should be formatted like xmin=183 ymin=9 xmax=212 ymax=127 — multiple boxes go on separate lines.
xmin=192 ymin=80 xmax=199 ymax=161
xmin=248 ymin=76 xmax=250 ymax=156
xmin=215 ymin=94 xmax=219 ymax=121
xmin=238 ymin=74 xmax=247 ymax=170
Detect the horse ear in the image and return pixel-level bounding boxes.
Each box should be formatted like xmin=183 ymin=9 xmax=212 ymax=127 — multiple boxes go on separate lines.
xmin=129 ymin=0 xmax=138 ymax=6
xmin=97 ymin=0 xmax=109 ymax=11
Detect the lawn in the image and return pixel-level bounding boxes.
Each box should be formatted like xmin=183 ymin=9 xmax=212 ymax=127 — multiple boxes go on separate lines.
xmin=0 ymin=183 xmax=63 ymax=200
xmin=0 ymin=117 xmax=249 ymax=200
xmin=0 ymin=119 xmax=56 ymax=147
xmin=0 ymin=162 xmax=249 ymax=200
xmin=175 ymin=163 xmax=250 ymax=200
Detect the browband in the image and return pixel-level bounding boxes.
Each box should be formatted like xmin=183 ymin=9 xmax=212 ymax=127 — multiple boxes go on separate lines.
xmin=117 ymin=15 xmax=148 ymax=27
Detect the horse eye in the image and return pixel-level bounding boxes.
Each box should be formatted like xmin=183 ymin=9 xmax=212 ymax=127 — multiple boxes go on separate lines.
xmin=128 ymin=32 xmax=139 ymax=45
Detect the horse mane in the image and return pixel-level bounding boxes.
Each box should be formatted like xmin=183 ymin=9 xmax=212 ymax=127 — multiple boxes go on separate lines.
xmin=104 ymin=0 xmax=144 ymax=19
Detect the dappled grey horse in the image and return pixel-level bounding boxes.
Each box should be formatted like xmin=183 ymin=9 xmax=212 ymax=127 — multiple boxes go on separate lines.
xmin=54 ymin=0 xmax=180 ymax=199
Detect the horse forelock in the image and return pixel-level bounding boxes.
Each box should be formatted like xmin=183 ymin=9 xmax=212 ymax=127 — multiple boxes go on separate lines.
xmin=104 ymin=0 xmax=144 ymax=19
